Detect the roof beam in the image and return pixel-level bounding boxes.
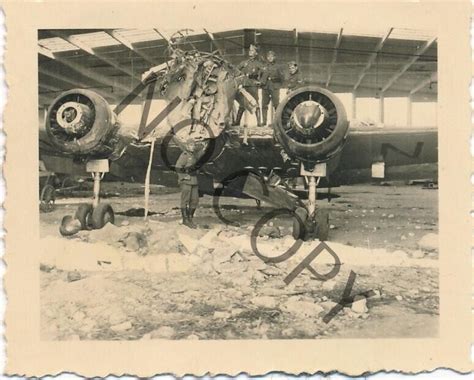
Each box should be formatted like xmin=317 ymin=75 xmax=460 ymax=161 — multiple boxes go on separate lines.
xmin=65 ymin=36 xmax=94 ymax=54
xmin=39 ymin=46 xmax=56 ymax=59
xmin=39 ymin=93 xmax=56 ymax=106
xmin=49 ymin=31 xmax=141 ymax=82
xmin=204 ymin=28 xmax=224 ymax=56
xmin=39 ymin=63 xmax=121 ymax=104
xmin=39 ymin=66 xmax=89 ymax=88
xmin=39 ymin=74 xmax=73 ymax=91
xmin=154 ymin=29 xmax=172 ymax=45
xmin=39 ymin=83 xmax=62 ymax=93
xmin=410 ymin=72 xmax=437 ymax=95
xmin=382 ymin=36 xmax=437 ymax=93
xmin=326 ymin=28 xmax=343 ymax=88
xmin=106 ymin=30 xmax=157 ymax=66
xmin=42 ymin=54 xmax=132 ymax=94
xmin=353 ymin=28 xmax=393 ymax=91
xmin=154 ymin=29 xmax=177 ymax=55
xmin=39 ymin=70 xmax=117 ymax=102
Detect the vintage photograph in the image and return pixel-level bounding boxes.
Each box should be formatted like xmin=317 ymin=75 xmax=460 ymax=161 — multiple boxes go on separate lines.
xmin=37 ymin=26 xmax=439 ymax=341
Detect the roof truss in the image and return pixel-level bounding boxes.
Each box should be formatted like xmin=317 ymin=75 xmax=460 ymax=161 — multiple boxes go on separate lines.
xmin=382 ymin=36 xmax=437 ymax=93
xmin=353 ymin=28 xmax=393 ymax=91
xmin=105 ymin=30 xmax=158 ymax=66
xmin=50 ymin=31 xmax=141 ymax=82
xmin=410 ymin=72 xmax=437 ymax=95
xmin=325 ymin=28 xmax=343 ymax=88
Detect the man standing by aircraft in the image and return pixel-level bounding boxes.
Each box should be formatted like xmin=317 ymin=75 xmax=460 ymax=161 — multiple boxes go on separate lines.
xmin=175 ymin=138 xmax=201 ymax=229
xmin=261 ymin=50 xmax=284 ymax=126
xmin=285 ymin=61 xmax=305 ymax=94
xmin=235 ymin=44 xmax=264 ymax=127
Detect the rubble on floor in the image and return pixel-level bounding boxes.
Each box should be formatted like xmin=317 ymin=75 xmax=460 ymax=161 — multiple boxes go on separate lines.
xmin=418 ymin=233 xmax=438 ymax=252
xmin=39 ymin=184 xmax=439 ymax=340
xmin=40 ymin=219 xmax=439 ymax=340
xmin=41 ymin=217 xmax=439 ymax=277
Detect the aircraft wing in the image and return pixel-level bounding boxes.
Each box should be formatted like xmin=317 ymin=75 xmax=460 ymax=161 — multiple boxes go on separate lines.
xmin=40 ymin=123 xmax=437 ymax=187
xmin=99 ymin=124 xmax=438 ymax=184
xmin=340 ymin=127 xmax=437 ymax=168
xmin=332 ymin=126 xmax=438 ymax=184
xmin=193 ymin=125 xmax=438 ymax=186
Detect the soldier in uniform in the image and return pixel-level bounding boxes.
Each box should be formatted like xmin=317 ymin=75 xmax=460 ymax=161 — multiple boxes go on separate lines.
xmin=235 ymin=44 xmax=264 ymax=127
xmin=285 ymin=61 xmax=305 ymax=94
xmin=260 ymin=50 xmax=284 ymax=126
xmin=175 ymin=139 xmax=201 ymax=229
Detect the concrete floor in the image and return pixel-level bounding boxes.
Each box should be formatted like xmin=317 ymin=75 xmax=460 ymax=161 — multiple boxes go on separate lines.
xmin=39 ymin=183 xmax=439 ymax=340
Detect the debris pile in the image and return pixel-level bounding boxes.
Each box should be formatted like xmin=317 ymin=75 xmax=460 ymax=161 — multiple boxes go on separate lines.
xmin=40 ymin=206 xmax=439 ymax=340
xmin=418 ymin=233 xmax=438 ymax=252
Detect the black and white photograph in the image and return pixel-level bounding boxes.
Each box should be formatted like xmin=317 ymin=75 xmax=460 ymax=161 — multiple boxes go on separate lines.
xmin=4 ymin=0 xmax=474 ymax=375
xmin=37 ymin=25 xmax=441 ymax=341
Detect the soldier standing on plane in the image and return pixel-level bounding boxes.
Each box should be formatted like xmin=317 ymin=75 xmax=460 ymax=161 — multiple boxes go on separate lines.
xmin=285 ymin=61 xmax=305 ymax=94
xmin=261 ymin=50 xmax=284 ymax=126
xmin=235 ymin=44 xmax=264 ymax=127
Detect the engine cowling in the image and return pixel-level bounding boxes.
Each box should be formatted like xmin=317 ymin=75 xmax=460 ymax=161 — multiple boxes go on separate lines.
xmin=45 ymin=89 xmax=133 ymax=160
xmin=274 ymin=86 xmax=349 ymax=166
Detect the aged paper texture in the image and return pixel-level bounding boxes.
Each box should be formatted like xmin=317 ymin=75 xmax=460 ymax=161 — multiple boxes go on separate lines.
xmin=3 ymin=0 xmax=473 ymax=376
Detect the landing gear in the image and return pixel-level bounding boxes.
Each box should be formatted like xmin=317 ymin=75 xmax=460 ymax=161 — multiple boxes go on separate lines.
xmin=292 ymin=206 xmax=329 ymax=241
xmin=59 ymin=160 xmax=114 ymax=236
xmin=292 ymin=206 xmax=308 ymax=240
xmin=314 ymin=208 xmax=329 ymax=241
xmin=75 ymin=203 xmax=93 ymax=229
xmin=40 ymin=184 xmax=56 ymax=213
xmin=292 ymin=163 xmax=330 ymax=241
xmin=85 ymin=163 xmax=115 ymax=229
xmin=91 ymin=203 xmax=114 ymax=229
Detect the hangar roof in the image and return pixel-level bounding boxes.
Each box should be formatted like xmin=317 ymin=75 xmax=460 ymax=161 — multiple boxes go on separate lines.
xmin=38 ymin=28 xmax=437 ymax=107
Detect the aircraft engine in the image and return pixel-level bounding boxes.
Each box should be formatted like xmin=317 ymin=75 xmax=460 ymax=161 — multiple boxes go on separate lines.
xmin=273 ymin=86 xmax=349 ymax=167
xmin=45 ymin=89 xmax=134 ymax=160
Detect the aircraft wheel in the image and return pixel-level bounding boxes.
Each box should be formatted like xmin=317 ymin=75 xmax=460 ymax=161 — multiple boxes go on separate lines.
xmin=75 ymin=203 xmax=93 ymax=230
xmin=292 ymin=207 xmax=308 ymax=240
xmin=61 ymin=176 xmax=74 ymax=189
xmin=91 ymin=203 xmax=115 ymax=229
xmin=59 ymin=215 xmax=81 ymax=236
xmin=40 ymin=184 xmax=56 ymax=213
xmin=315 ymin=209 xmax=329 ymax=241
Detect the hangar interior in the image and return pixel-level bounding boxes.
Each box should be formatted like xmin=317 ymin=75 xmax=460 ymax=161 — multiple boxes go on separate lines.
xmin=38 ymin=28 xmax=440 ymax=341
xmin=38 ymin=28 xmax=437 ymax=127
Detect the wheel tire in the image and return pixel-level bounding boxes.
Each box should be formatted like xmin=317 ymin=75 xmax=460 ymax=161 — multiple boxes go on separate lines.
xmin=75 ymin=203 xmax=93 ymax=230
xmin=292 ymin=207 xmax=308 ymax=240
xmin=61 ymin=176 xmax=72 ymax=189
xmin=59 ymin=215 xmax=81 ymax=236
xmin=91 ymin=203 xmax=115 ymax=229
xmin=40 ymin=184 xmax=56 ymax=212
xmin=315 ymin=209 xmax=329 ymax=241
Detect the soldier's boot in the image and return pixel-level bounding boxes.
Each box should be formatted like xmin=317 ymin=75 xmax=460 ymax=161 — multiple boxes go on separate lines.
xmin=262 ymin=107 xmax=268 ymax=126
xmin=181 ymin=208 xmax=193 ymax=228
xmin=235 ymin=108 xmax=245 ymax=126
xmin=256 ymin=108 xmax=263 ymax=127
xmin=187 ymin=208 xmax=197 ymax=229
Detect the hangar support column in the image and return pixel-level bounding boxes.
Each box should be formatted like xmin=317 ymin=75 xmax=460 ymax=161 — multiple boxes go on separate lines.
xmin=352 ymin=93 xmax=357 ymax=119
xmin=378 ymin=94 xmax=385 ymax=124
xmin=407 ymin=95 xmax=413 ymax=127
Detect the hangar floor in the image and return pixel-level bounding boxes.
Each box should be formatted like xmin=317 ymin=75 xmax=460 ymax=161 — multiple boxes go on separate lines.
xmin=40 ymin=183 xmax=439 ymax=340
